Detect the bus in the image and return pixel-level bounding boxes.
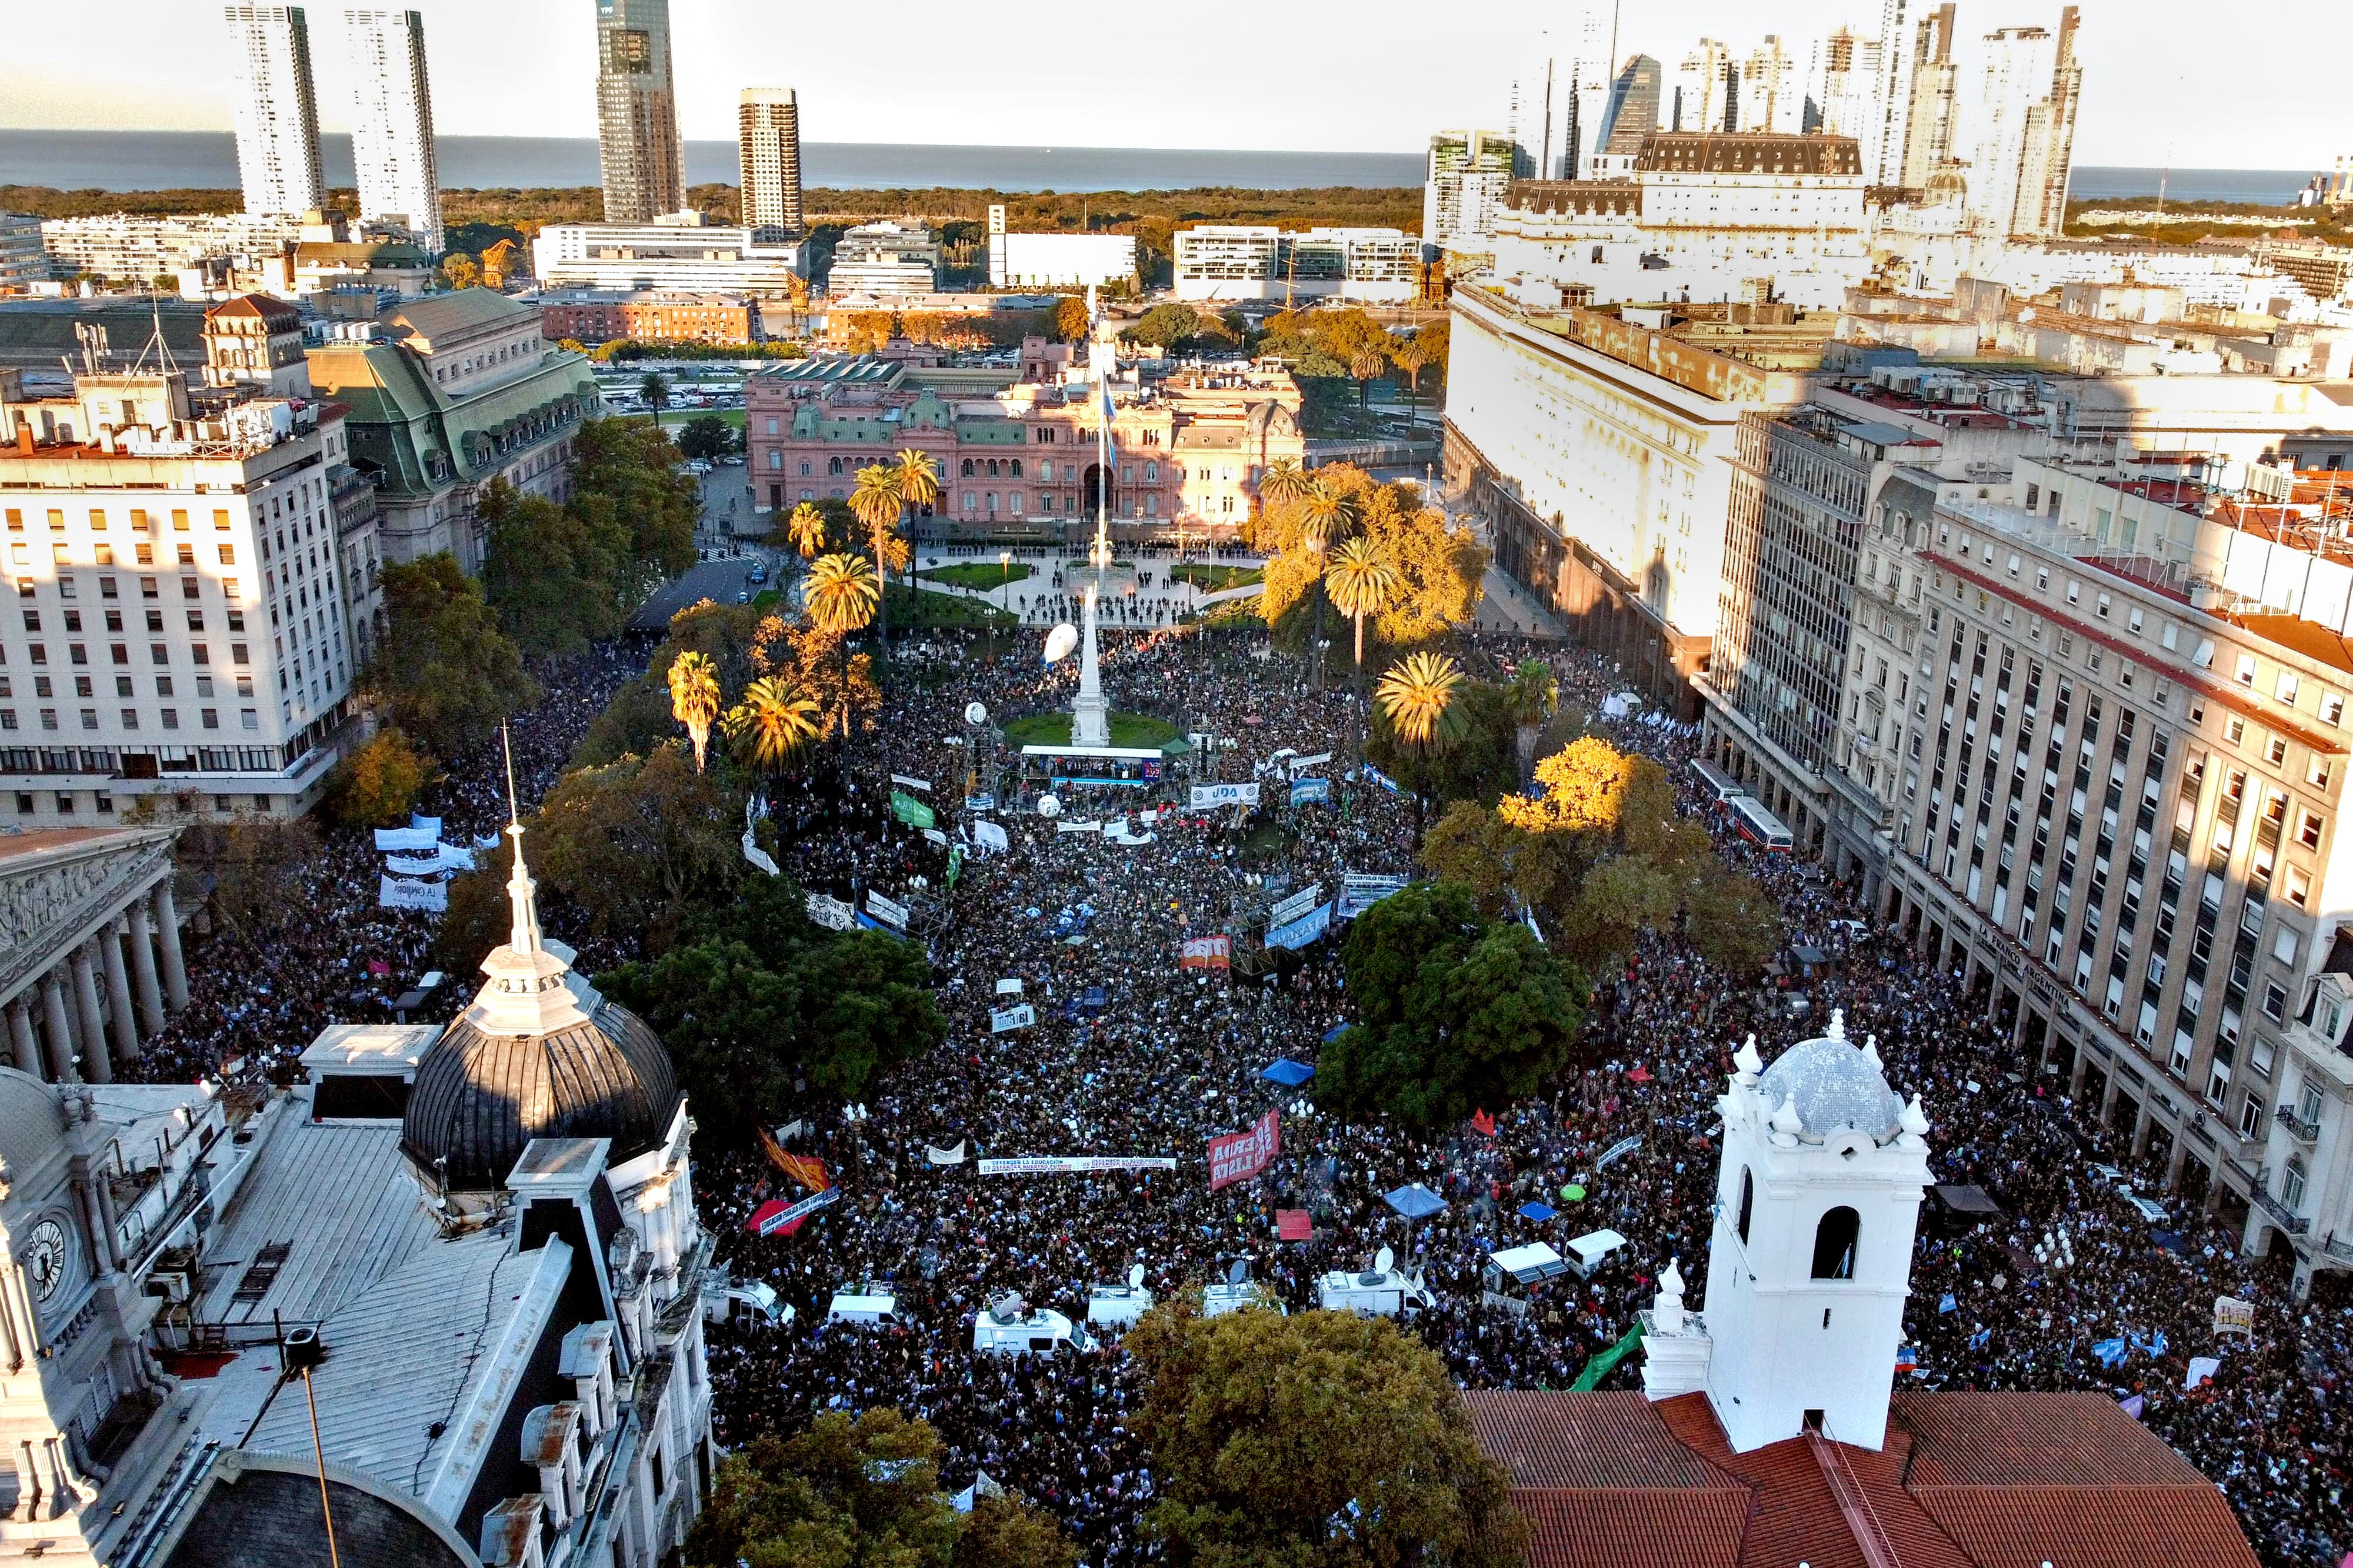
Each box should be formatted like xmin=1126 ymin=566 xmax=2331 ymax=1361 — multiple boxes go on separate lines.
xmin=1728 ymin=795 xmax=1794 ymax=852
xmin=1690 ymin=758 xmax=1751 ymax=808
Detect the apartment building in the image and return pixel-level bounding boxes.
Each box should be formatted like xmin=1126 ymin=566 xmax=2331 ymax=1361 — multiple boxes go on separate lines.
xmin=1444 ymin=285 xmax=1819 ymax=712
xmin=223 ymin=4 xmax=325 ymax=218
xmin=0 ymin=332 xmax=366 ymax=820
xmin=1172 ymin=226 xmax=1421 ymax=305
xmin=531 ymin=213 xmax=809 ymax=297
xmin=1424 ymin=130 xmax=1527 ymax=258
xmin=305 ymin=288 xmax=601 ymax=570
xmin=345 ymin=7 xmax=445 ymax=252
xmin=0 ymin=214 xmax=46 ymax=292
xmin=739 ymin=88 xmax=805 ymax=233
xmin=38 ymin=213 xmax=306 ymax=286
xmin=539 ymin=289 xmax=759 ymax=345
xmin=594 ymin=0 xmax=685 ymax=223
xmin=827 ymin=222 xmax=941 ymax=298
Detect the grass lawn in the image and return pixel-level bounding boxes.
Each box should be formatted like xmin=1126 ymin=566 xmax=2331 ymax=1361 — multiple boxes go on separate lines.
xmin=1172 ymin=563 xmax=1263 ymax=591
xmin=657 ymin=408 xmax=747 ymax=431
xmin=919 ymin=562 xmax=1035 ymax=590
xmin=1001 ymin=710 xmax=1182 ymax=750
xmin=1184 ymin=597 xmax=1265 ymax=628
xmin=751 ymin=588 xmax=783 ymax=610
xmin=889 ymin=582 xmax=1017 ymax=629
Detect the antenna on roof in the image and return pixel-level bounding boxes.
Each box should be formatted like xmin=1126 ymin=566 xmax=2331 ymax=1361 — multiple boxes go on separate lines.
xmin=130 ymin=288 xmax=177 ymax=376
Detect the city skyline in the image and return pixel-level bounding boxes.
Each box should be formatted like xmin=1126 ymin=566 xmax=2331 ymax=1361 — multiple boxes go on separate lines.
xmin=1 ymin=0 xmax=2344 ymax=173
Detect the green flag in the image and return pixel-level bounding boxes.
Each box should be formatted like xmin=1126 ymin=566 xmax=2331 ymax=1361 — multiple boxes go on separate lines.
xmin=1569 ymin=1322 xmax=1644 ymax=1391
xmin=946 ymin=845 xmax=964 ymax=886
xmin=891 ymin=790 xmax=936 ymax=830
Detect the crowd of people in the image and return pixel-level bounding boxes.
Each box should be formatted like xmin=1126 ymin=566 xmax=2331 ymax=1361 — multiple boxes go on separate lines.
xmin=119 ymin=603 xmax=2347 ymax=1566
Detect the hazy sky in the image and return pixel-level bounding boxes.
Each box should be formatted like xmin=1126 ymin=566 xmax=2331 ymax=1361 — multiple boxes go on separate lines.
xmin=2 ymin=0 xmax=2343 ymax=169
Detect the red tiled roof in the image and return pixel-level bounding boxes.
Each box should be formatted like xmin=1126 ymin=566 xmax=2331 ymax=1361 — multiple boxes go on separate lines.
xmin=1469 ymin=1390 xmax=2258 ymax=1568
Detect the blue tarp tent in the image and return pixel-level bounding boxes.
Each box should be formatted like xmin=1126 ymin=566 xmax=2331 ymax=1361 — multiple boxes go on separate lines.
xmin=1518 ymin=1202 xmax=1558 ymax=1223
xmin=1262 ymin=1058 xmax=1315 ymax=1087
xmin=1321 ymin=1023 xmax=1348 ymax=1044
xmin=1384 ymin=1184 xmax=1445 ymax=1219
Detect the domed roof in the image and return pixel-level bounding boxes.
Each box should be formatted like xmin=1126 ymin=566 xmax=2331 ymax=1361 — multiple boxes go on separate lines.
xmin=0 ymin=1067 xmax=66 ymax=1183
xmin=1755 ymin=1013 xmax=1903 ymax=1142
xmin=398 ymin=816 xmax=681 ymax=1191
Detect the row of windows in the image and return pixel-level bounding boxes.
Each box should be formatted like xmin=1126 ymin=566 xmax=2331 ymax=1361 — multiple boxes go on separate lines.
xmin=1 ymin=706 xmax=256 ymax=732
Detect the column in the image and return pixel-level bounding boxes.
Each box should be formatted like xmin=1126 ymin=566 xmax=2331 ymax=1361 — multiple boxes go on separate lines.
xmin=5 ymin=1001 xmax=38 ymax=1081
xmin=69 ymin=945 xmax=110 ymax=1085
xmin=152 ymin=883 xmax=188 ymax=1012
xmin=39 ymin=975 xmax=77 ymax=1083
xmin=98 ymin=922 xmax=138 ymax=1065
xmin=127 ymin=901 xmax=165 ymax=1035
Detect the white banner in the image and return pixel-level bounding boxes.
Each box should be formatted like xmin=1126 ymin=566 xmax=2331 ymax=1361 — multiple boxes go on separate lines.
xmin=743 ymin=829 xmax=782 ymax=876
xmin=977 ymin=1156 xmax=1178 ymax=1175
xmin=1288 ymin=752 xmax=1333 ymax=776
xmin=991 ymin=1003 xmax=1037 ymax=1033
xmin=373 ymin=826 xmax=438 ymax=851
xmin=923 ymin=827 xmax=948 ymax=846
xmin=995 ymin=978 xmax=1025 ymax=994
xmin=1056 ymin=819 xmax=1102 ymax=835
xmin=383 ymin=852 xmax=442 ymax=877
xmin=378 ymin=875 xmax=448 ymax=912
xmin=1189 ymin=782 xmax=1261 ymax=809
xmin=808 ymin=893 xmax=856 ymax=931
xmin=891 ymin=773 xmax=932 ymax=792
xmin=1269 ymin=882 xmax=1324 ymax=927
xmin=927 ymin=1140 xmax=968 ymax=1166
xmin=865 ymin=890 xmax=910 ymax=929
xmin=972 ymin=819 xmax=1009 ymax=853
xmin=436 ymin=843 xmax=476 ymax=872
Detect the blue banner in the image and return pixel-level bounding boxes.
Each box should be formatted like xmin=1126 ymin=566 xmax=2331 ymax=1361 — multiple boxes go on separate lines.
xmin=759 ymin=1185 xmax=842 ymax=1236
xmin=1359 ymin=763 xmax=1401 ymax=793
xmin=1267 ymin=900 xmax=1335 ymax=950
xmin=1291 ymin=776 xmax=1331 ymax=806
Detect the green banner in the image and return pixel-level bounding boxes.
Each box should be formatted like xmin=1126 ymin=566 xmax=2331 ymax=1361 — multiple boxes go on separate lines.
xmin=946 ymin=845 xmax=965 ymax=887
xmin=1569 ymin=1323 xmax=1644 ymax=1391
xmin=891 ymin=790 xmax=937 ymax=830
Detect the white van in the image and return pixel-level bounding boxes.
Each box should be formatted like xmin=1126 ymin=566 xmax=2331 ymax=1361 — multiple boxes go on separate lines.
xmin=972 ymin=1296 xmax=1094 ymax=1357
xmin=1564 ymin=1229 xmax=1630 ymax=1279
xmin=1482 ymin=1243 xmax=1573 ymax=1317
xmin=1202 ymin=1258 xmax=1287 ymax=1317
xmin=1086 ymin=1266 xmax=1154 ymax=1333
xmin=703 ymin=1276 xmax=789 ymax=1328
xmin=826 ymin=1284 xmax=903 ymax=1326
xmin=1315 ymin=1247 xmax=1435 ymax=1318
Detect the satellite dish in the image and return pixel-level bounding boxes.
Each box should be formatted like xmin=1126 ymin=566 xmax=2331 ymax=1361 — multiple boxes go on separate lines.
xmin=1043 ymin=623 xmax=1079 ymax=664
xmin=1038 ymin=793 xmax=1062 ymax=819
xmin=1227 ymin=1259 xmax=1248 ymax=1286
xmin=1129 ymin=1263 xmax=1145 ymax=1290
xmin=965 ymin=700 xmax=988 ymax=725
xmin=1374 ymin=1246 xmax=1394 ymax=1276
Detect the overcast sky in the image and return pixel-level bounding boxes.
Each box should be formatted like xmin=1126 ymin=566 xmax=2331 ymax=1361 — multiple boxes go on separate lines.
xmin=2 ymin=0 xmax=2342 ymax=170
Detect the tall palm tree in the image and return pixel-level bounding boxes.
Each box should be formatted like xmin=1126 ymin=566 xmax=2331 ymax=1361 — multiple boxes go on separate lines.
xmin=849 ymin=463 xmax=904 ymax=652
xmin=1298 ymin=478 xmax=1357 ymax=689
xmin=1259 ymin=457 xmax=1312 ymax=514
xmin=891 ymin=446 xmax=939 ymax=625
xmin=1388 ymin=334 xmax=1430 ymax=426
xmin=721 ymin=675 xmax=823 ymax=775
xmin=666 ymin=650 xmax=721 ymax=774
xmin=1349 ymin=345 xmax=1389 ymax=408
xmin=1375 ymin=650 xmax=1465 ymax=750
xmin=1324 ymin=536 xmax=1402 ymax=678
xmin=804 ymin=552 xmax=881 ymax=784
xmin=785 ymin=501 xmax=829 ymax=559
xmin=1501 ymin=658 xmax=1559 ymax=790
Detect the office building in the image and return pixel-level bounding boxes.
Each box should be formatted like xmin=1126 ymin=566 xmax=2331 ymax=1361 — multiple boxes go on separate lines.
xmin=1423 ymin=130 xmax=1527 ymax=257
xmin=344 ymin=8 xmax=444 ymax=252
xmin=0 ymin=307 xmax=372 ymax=820
xmin=1559 ymin=4 xmax=1615 ymax=179
xmin=305 ymin=288 xmax=602 ymax=571
xmin=2012 ymin=5 xmax=2085 ymax=240
xmin=1898 ymin=3 xmax=1960 ymax=189
xmin=594 ymin=0 xmax=685 ymax=223
xmin=986 ymin=206 xmax=1136 ymax=289
xmin=1590 ymin=56 xmax=1664 ymax=174
xmin=531 ymin=212 xmax=809 ymax=296
xmin=223 ymin=5 xmax=325 ymax=217
xmin=36 ymin=212 xmax=304 ymax=286
xmin=1672 ymin=39 xmax=1737 ymax=135
xmin=1172 ymin=226 xmax=1419 ymax=305
xmin=0 ymin=213 xmax=47 ymax=292
xmin=1739 ymin=36 xmax=1802 ymax=134
xmin=541 ymin=289 xmax=760 ymax=345
xmin=1871 ymin=0 xmax=1919 ymax=186
xmin=828 ymin=221 xmax=942 ymax=297
xmin=1969 ymin=24 xmax=2056 ymax=236
xmin=739 ymin=87 xmax=805 ymax=233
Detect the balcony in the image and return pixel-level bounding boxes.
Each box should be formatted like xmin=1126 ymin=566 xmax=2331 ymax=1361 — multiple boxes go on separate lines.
xmin=2234 ymin=1160 xmax=2311 ymax=1234
xmin=2277 ymin=1105 xmax=2322 ymax=1142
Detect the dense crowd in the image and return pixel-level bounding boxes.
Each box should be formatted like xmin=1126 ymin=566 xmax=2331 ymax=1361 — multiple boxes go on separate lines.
xmin=121 ymin=605 xmax=2348 ymax=1566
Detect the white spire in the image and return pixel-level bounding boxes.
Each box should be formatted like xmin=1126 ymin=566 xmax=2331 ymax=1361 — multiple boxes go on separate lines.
xmin=502 ymin=723 xmax=543 ymax=956
xmin=1732 ymin=1033 xmax=1764 ymax=1083
xmin=1825 ymin=1006 xmax=1847 ymax=1041
xmin=1769 ymin=1092 xmax=1804 ymax=1146
xmin=1861 ymin=1032 xmax=1883 ymax=1070
xmin=464 ymin=722 xmax=593 ymax=1037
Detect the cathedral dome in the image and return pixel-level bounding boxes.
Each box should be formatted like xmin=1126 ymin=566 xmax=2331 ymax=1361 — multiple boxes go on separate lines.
xmin=1755 ymin=1013 xmax=1903 ymax=1142
xmin=399 ymin=818 xmax=681 ymax=1192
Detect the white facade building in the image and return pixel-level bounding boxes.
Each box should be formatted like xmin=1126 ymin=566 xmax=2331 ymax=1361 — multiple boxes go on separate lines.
xmin=38 ymin=213 xmax=305 ymax=285
xmin=1424 ymin=129 xmax=1526 ymax=258
xmin=224 ymin=4 xmax=325 ymax=218
xmin=532 ymin=213 xmax=809 ymax=296
xmin=344 ymin=8 xmax=444 ymax=252
xmin=1173 ymin=226 xmax=1419 ymax=304
xmin=1739 ymin=36 xmax=1804 ymax=134
xmin=739 ymin=87 xmax=805 ymax=233
xmin=1807 ymin=26 xmax=1884 ymax=144
xmin=986 ymin=207 xmax=1135 ymax=289
xmin=827 ymin=221 xmax=941 ymax=298
xmin=1672 ymin=39 xmax=1736 ymax=135
xmin=1966 ymin=25 xmax=2058 ymax=239
xmin=1871 ymin=0 xmax=1919 ymax=185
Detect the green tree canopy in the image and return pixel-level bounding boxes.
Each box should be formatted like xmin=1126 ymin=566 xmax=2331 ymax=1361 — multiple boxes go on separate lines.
xmin=365 ymin=554 xmax=540 ymax=756
xmin=478 ymin=477 xmax=629 ymax=659
xmin=1125 ymin=1303 xmax=1525 ymax=1568
xmin=1254 ymin=464 xmax=1485 ymax=648
xmin=1316 ymin=880 xmax=1587 ymax=1128
xmin=568 ymin=416 xmax=699 ymax=579
xmin=531 ymin=740 xmax=739 ymax=938
xmin=687 ymin=1410 xmax=960 ymax=1568
xmin=325 ymin=726 xmax=432 ymax=828
xmin=676 ymin=413 xmax=739 ymax=461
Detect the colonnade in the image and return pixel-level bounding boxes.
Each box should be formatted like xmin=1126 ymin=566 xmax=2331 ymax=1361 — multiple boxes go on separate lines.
xmin=2 ymin=880 xmax=186 ymax=1086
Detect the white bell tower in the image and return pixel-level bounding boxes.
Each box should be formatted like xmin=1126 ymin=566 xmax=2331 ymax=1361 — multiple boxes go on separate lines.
xmin=1645 ymin=1013 xmax=1932 ymax=1453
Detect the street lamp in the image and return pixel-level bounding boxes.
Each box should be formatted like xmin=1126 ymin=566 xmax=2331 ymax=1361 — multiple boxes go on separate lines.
xmin=1001 ymin=549 xmax=1011 ymax=586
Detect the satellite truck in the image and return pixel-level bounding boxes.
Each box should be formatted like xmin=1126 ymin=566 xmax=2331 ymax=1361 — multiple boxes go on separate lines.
xmin=826 ymin=1282 xmax=905 ymax=1326
xmin=1086 ymin=1263 xmax=1155 ymax=1333
xmin=1314 ymin=1246 xmax=1435 ymax=1318
xmin=972 ymin=1293 xmax=1095 ymax=1356
xmin=702 ymin=1274 xmax=789 ymax=1327
xmin=1201 ymin=1257 xmax=1288 ymax=1317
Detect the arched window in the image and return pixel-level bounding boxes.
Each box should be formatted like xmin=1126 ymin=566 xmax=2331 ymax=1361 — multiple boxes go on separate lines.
xmin=1010 ymin=458 xmax=1023 ymax=478
xmin=1811 ymin=1207 xmax=1859 ymax=1280
xmin=987 ymin=459 xmax=1001 ymax=478
xmin=2284 ymin=1156 xmax=2308 ymax=1209
xmin=828 ymin=456 xmax=844 ymax=476
xmin=961 ymin=459 xmax=975 ymax=478
xmin=1144 ymin=461 xmax=1158 ymax=483
xmin=1737 ymin=1169 xmax=1754 ymax=1244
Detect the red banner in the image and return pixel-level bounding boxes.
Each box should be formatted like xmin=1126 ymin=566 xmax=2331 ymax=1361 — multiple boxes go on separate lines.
xmin=1277 ymin=1209 xmax=1312 ymax=1241
xmin=1207 ymin=1109 xmax=1281 ymax=1190
xmin=1181 ymin=935 xmax=1232 ymax=970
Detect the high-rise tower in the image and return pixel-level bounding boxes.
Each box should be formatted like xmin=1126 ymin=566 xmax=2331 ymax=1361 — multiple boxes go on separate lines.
xmin=1897 ymin=3 xmax=1959 ymax=192
xmin=224 ymin=5 xmax=325 ymax=217
xmin=739 ymin=88 xmax=805 ymax=233
xmin=594 ymin=0 xmax=685 ymax=223
xmin=345 ymin=8 xmax=443 ymax=251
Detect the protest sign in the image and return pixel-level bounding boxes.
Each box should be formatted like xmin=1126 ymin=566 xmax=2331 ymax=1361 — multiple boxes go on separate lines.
xmin=991 ymin=1003 xmax=1036 ymax=1033
xmin=972 ymin=819 xmax=1010 ymax=853
xmin=1265 ymin=900 xmax=1332 ymax=950
xmin=756 ymin=1185 xmax=842 ymax=1236
xmin=995 ymin=977 xmax=1025 ymax=994
xmin=1207 ymin=1109 xmax=1281 ymax=1190
xmin=1189 ymin=782 xmax=1260 ymax=809
xmin=865 ymin=890 xmax=910 ymax=929
xmin=378 ymin=876 xmax=448 ymax=912
xmin=976 ymin=1156 xmax=1178 ymax=1175
xmin=891 ymin=790 xmax=938 ymax=830
xmin=927 ymin=1140 xmax=968 ymax=1166
xmin=1269 ymin=883 xmax=1324 ymax=927
xmin=1335 ymin=873 xmax=1409 ymax=918
xmin=1180 ymin=935 xmax=1231 ymax=970
xmin=891 ymin=773 xmax=932 ymax=792
xmin=808 ymin=893 xmax=856 ymax=931
xmin=1290 ymin=777 xmax=1332 ymax=806
xmin=2214 ymin=1296 xmax=2256 ymax=1338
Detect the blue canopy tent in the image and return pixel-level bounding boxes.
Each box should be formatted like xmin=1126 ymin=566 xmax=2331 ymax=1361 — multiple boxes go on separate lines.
xmin=1384 ymin=1184 xmax=1446 ymax=1220
xmin=1261 ymin=1059 xmax=1315 ymax=1087
xmin=1321 ymin=1023 xmax=1348 ymax=1044
xmin=1518 ymin=1202 xmax=1558 ymax=1223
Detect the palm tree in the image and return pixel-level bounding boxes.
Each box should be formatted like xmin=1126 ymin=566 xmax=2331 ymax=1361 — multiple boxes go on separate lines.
xmin=1501 ymin=658 xmax=1559 ymax=790
xmin=1259 ymin=457 xmax=1312 ymax=513
xmin=849 ymin=464 xmax=905 ymax=653
xmin=722 ymin=675 xmax=823 ymax=775
xmin=666 ymin=650 xmax=722 ymax=773
xmin=1376 ymin=651 xmax=1465 ymax=750
xmin=1324 ymin=536 xmax=1402 ymax=678
xmin=785 ymin=501 xmax=829 ymax=560
xmin=1298 ymin=478 xmax=1357 ymax=689
xmin=1349 ymin=346 xmax=1389 ymax=408
xmin=892 ymin=446 xmax=939 ymax=616
xmin=1388 ymin=334 xmax=1430 ymax=426
xmin=804 ymin=552 xmax=881 ymax=783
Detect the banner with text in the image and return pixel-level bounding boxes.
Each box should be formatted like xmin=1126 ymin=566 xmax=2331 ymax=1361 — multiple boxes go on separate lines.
xmin=758 ymin=1185 xmax=843 ymax=1236
xmin=1265 ymin=900 xmax=1334 ymax=950
xmin=808 ymin=893 xmax=856 ymax=931
xmin=1189 ymin=782 xmax=1261 ymax=809
xmin=865 ymin=890 xmax=910 ymax=930
xmin=1268 ymin=883 xmax=1324 ymax=927
xmin=1181 ymin=935 xmax=1232 ymax=970
xmin=1208 ymin=1109 xmax=1281 ymax=1190
xmin=976 ymin=1156 xmax=1178 ymax=1175
xmin=991 ymin=1003 xmax=1037 ymax=1033
xmin=972 ymin=819 xmax=1010 ymax=853
xmin=891 ymin=790 xmax=938 ymax=830
xmin=1290 ymin=777 xmax=1332 ymax=806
